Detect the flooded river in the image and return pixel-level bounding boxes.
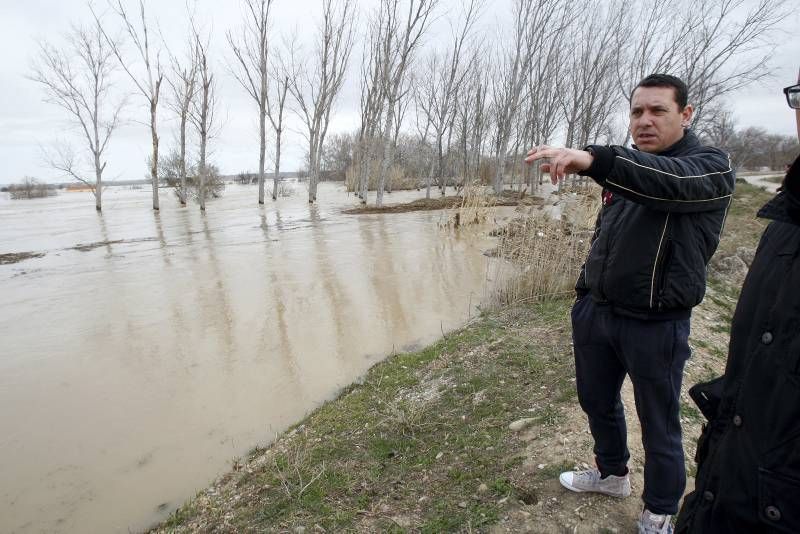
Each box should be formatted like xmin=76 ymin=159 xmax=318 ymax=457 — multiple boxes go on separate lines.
xmin=0 ymin=182 xmax=499 ymax=533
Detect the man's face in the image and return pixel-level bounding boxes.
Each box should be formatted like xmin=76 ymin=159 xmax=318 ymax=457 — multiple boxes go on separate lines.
xmin=629 ymin=86 xmax=693 ymax=154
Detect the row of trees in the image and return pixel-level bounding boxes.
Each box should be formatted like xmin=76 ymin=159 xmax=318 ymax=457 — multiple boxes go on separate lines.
xmin=30 ymin=0 xmax=789 ymax=211
xmin=703 ymin=108 xmax=800 ymax=170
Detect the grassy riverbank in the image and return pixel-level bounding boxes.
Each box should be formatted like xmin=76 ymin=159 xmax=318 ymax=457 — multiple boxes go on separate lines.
xmin=153 ymin=182 xmax=773 ymax=533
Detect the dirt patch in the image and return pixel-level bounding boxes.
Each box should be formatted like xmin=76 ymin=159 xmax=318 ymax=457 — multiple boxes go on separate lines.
xmin=343 ymin=193 xmax=544 ymax=215
xmin=0 ymin=251 xmax=45 ymax=265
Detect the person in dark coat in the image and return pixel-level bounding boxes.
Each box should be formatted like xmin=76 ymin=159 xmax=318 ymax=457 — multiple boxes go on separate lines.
xmin=525 ymin=74 xmax=735 ymax=534
xmin=676 ymin=69 xmax=800 ymax=533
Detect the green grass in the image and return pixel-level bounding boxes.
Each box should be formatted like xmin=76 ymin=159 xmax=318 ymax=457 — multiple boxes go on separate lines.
xmin=156 ymin=300 xmax=577 ymax=532
xmin=680 ymin=402 xmax=703 ymax=425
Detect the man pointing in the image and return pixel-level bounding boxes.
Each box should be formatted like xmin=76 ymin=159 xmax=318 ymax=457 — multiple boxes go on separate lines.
xmin=525 ymin=74 xmax=735 ymax=534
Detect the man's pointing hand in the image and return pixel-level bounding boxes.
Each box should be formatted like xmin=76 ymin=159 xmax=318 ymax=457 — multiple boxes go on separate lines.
xmin=524 ymin=146 xmax=594 ymax=185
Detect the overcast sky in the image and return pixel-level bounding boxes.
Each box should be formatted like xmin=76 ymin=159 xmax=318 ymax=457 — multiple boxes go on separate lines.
xmin=0 ymin=0 xmax=798 ymax=185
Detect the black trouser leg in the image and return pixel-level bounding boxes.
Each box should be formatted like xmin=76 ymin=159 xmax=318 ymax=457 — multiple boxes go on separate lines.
xmin=571 ymin=297 xmax=630 ymax=477
xmin=617 ymin=317 xmax=691 ymax=515
xmin=571 ymin=297 xmax=691 ymax=514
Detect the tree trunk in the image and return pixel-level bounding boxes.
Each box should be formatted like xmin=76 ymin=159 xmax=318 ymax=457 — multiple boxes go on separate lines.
xmin=425 ymin=156 xmax=434 ymax=199
xmin=358 ymin=138 xmax=371 ymax=204
xmin=93 ymin=98 xmax=103 ymax=212
xmin=150 ymin=100 xmax=160 ymax=210
xmin=199 ymin=80 xmax=210 ymax=212
xmin=179 ymin=109 xmax=188 ymax=206
xmin=258 ymin=107 xmax=266 ymax=204
xmin=272 ymin=129 xmax=281 ymax=200
xmin=94 ymin=152 xmax=103 ymax=212
xmin=436 ymin=133 xmax=444 ymax=195
xmin=375 ymin=103 xmax=396 ymax=208
xmin=493 ymin=150 xmax=506 ymax=194
xmin=308 ymin=141 xmax=318 ymax=203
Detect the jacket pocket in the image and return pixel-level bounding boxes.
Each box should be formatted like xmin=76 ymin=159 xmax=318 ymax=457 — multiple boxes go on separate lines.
xmin=758 ymin=469 xmax=800 ymax=533
xmin=689 ymin=375 xmax=725 ymax=421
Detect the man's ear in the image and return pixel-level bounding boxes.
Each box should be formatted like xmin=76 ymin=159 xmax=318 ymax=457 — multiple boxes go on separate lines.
xmin=681 ymin=104 xmax=694 ymax=128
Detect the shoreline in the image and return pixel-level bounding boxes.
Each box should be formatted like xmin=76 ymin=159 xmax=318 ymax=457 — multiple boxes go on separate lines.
xmin=151 ymin=182 xmax=774 ymax=532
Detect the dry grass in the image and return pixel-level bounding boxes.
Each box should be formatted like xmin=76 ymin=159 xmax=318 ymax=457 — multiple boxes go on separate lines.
xmin=487 ymin=190 xmax=600 ymax=307
xmin=439 ymin=184 xmax=496 ymax=229
xmin=343 ymin=190 xmax=543 ymax=215
xmin=345 ymin=163 xmax=420 ymax=193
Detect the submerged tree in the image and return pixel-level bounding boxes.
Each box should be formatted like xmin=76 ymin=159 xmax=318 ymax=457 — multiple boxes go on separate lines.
xmin=94 ymin=0 xmax=165 ymax=211
xmin=266 ymin=48 xmax=291 ymax=201
xmin=190 ymin=24 xmax=218 ymax=212
xmin=165 ymin=34 xmax=199 ymax=207
xmin=372 ymin=0 xmax=439 ymax=207
xmin=414 ymin=0 xmax=482 ymax=198
xmin=30 ymin=19 xmax=123 ymax=211
xmin=227 ymin=0 xmax=274 ymax=205
xmin=289 ymin=0 xmax=356 ymax=203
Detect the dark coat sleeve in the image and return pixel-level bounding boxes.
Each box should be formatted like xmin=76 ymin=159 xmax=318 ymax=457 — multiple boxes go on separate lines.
xmin=580 ymin=144 xmax=735 ymax=213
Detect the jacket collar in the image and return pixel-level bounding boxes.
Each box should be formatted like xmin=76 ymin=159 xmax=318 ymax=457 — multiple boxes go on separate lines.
xmin=758 ymin=154 xmax=800 ymax=227
xmin=631 ymin=128 xmax=698 ymax=156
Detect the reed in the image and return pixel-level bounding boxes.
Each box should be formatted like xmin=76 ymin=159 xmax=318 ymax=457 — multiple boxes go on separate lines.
xmin=488 ymin=188 xmax=600 ymax=307
xmin=439 ymin=184 xmax=496 ymax=229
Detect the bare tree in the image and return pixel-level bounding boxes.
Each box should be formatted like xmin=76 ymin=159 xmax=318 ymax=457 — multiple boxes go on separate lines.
xmin=30 ymin=20 xmax=123 ymax=211
xmin=414 ymin=0 xmax=482 ymax=198
xmin=411 ymin=93 xmax=435 ymax=191
xmin=94 ymin=0 xmax=165 ymax=211
xmin=166 ymin=37 xmax=198 ymax=206
xmin=519 ymin=29 xmax=563 ymax=189
xmin=227 ymin=0 xmax=274 ymax=205
xmin=373 ymin=0 xmax=439 ymax=207
xmin=289 ymin=0 xmax=356 ymax=203
xmin=454 ymin=58 xmax=490 ymax=186
xmin=266 ymin=48 xmax=291 ymax=201
xmin=558 ymin=0 xmax=625 ymax=152
xmin=489 ymin=0 xmax=567 ymax=194
xmin=356 ymin=14 xmax=388 ymax=203
xmin=617 ymin=0 xmax=788 ymax=139
xmin=189 ymin=26 xmax=217 ymax=212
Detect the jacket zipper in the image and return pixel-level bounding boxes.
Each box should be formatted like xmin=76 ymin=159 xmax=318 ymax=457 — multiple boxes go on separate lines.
xmin=650 ymin=213 xmax=670 ymax=309
xmin=598 ymin=202 xmax=624 ymax=301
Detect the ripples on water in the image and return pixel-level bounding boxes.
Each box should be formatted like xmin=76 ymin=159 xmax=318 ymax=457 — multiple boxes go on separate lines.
xmin=0 ymin=183 xmax=498 ymax=533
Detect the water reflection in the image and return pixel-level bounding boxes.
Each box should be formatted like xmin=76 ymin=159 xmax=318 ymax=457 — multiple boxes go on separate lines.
xmin=0 ymin=184 xmax=495 ymax=533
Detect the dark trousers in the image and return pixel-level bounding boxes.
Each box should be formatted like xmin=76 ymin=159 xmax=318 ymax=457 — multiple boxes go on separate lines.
xmin=571 ymin=296 xmax=691 ymax=515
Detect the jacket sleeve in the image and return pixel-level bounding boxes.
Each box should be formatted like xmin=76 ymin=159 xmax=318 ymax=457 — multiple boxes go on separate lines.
xmin=579 ymin=144 xmax=735 ymax=213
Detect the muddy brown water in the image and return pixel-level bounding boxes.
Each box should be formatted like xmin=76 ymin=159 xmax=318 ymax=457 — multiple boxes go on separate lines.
xmin=0 ymin=182 xmax=505 ymax=533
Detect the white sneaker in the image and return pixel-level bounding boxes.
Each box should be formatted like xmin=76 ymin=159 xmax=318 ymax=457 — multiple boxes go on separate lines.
xmin=638 ymin=508 xmax=673 ymax=534
xmin=559 ymin=467 xmax=631 ymax=498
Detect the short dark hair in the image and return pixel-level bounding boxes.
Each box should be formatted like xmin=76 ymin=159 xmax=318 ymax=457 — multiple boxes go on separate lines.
xmin=634 ymin=74 xmax=689 ymax=109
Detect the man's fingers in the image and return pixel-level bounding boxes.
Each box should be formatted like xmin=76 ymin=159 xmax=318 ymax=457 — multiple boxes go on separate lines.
xmin=524 ymin=145 xmax=555 ymax=163
xmin=555 ymin=158 xmax=566 ymax=182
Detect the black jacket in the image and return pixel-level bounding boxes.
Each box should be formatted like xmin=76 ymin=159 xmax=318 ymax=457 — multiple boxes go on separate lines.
xmin=577 ymin=130 xmax=736 ymax=319
xmin=676 ymin=155 xmax=800 ymax=534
